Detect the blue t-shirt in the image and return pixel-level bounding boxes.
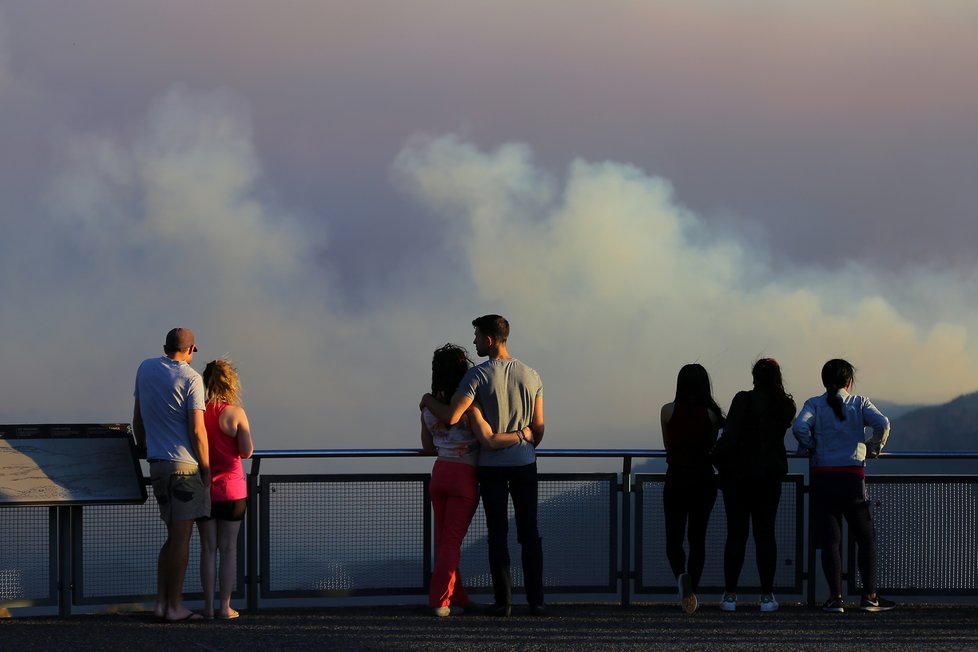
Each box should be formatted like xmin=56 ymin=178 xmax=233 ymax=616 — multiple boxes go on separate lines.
xmin=459 ymin=358 xmax=543 ymax=467
xmin=134 ymin=356 xmax=206 ymax=464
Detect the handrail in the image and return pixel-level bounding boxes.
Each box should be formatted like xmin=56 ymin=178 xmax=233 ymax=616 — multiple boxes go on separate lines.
xmin=250 ymin=448 xmax=978 ymax=461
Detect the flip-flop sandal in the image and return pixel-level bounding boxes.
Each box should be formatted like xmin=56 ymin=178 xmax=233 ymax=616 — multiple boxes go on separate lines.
xmin=165 ymin=611 xmax=205 ymax=623
xmin=216 ymin=610 xmax=240 ymax=620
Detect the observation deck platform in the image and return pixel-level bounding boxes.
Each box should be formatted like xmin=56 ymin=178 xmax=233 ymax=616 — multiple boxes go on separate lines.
xmin=2 ymin=603 xmax=977 ymax=651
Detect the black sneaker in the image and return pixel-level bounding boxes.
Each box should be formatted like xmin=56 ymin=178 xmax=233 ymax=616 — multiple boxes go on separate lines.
xmin=528 ymin=603 xmax=551 ymax=617
xmin=822 ymin=597 xmax=845 ymax=613
xmin=678 ymin=573 xmax=697 ymax=614
xmin=860 ymin=596 xmax=896 ymax=612
xmin=488 ymin=604 xmax=511 ymax=617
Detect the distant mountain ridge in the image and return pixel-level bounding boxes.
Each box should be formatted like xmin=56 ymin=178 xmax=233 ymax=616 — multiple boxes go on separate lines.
xmin=871 ymin=399 xmax=926 ymax=422
xmin=889 ymin=390 xmax=978 ymax=451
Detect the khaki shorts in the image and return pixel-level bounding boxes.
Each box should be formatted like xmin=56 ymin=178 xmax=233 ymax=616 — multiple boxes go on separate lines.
xmin=149 ymin=460 xmax=211 ymax=523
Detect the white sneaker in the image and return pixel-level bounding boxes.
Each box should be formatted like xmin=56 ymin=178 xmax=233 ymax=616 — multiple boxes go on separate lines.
xmin=720 ymin=592 xmax=737 ymax=612
xmin=678 ymin=573 xmax=697 ymax=614
xmin=759 ymin=594 xmax=779 ymax=612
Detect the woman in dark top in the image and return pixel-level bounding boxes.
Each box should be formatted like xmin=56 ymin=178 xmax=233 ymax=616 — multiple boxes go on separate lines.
xmin=717 ymin=358 xmax=796 ymax=613
xmin=661 ymin=364 xmax=724 ymax=614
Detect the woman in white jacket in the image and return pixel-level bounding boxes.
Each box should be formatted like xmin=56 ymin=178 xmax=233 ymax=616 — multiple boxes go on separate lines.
xmin=792 ymin=359 xmax=894 ymax=614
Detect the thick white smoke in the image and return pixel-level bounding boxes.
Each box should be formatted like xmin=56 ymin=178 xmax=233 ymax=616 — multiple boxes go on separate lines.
xmin=391 ymin=134 xmax=978 ymax=432
xmin=4 ymin=87 xmax=978 ymax=457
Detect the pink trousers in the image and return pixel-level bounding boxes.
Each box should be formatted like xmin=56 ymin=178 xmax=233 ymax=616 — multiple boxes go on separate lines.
xmin=429 ymin=459 xmax=479 ymax=608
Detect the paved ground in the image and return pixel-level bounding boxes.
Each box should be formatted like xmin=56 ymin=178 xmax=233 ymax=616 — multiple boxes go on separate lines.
xmin=3 ymin=603 xmax=978 ymax=651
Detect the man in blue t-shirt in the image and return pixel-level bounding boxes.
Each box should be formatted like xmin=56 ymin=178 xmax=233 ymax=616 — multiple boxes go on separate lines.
xmin=133 ymin=327 xmax=210 ymax=622
xmin=422 ymin=315 xmax=546 ymax=616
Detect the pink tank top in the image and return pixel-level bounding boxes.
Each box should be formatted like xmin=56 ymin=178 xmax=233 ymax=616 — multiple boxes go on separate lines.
xmin=204 ymin=402 xmax=247 ymax=501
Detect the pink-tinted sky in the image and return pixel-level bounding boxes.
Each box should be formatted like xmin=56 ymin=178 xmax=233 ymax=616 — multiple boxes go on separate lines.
xmin=2 ymin=1 xmax=977 ymax=450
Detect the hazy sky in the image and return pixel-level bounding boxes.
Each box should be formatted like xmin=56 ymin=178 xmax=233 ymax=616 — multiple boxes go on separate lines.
xmin=2 ymin=1 xmax=978 ymax=452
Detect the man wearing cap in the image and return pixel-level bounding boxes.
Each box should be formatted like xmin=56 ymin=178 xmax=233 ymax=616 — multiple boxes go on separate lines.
xmin=133 ymin=327 xmax=210 ymax=622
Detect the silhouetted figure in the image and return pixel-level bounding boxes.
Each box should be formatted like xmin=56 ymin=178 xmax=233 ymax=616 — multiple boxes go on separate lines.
xmin=717 ymin=358 xmax=795 ymax=613
xmin=661 ymin=363 xmax=724 ymax=614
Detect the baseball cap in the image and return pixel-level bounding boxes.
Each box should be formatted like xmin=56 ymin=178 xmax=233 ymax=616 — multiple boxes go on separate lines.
xmin=165 ymin=328 xmax=198 ymax=353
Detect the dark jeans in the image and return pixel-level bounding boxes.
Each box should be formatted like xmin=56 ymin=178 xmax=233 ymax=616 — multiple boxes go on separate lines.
xmin=722 ymin=476 xmax=782 ymax=594
xmin=663 ymin=470 xmax=717 ymax=591
xmin=478 ymin=462 xmax=544 ymax=607
xmin=812 ymin=472 xmax=877 ymax=597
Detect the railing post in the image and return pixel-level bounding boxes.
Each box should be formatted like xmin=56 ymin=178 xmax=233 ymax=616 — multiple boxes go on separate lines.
xmin=56 ymin=506 xmax=73 ymax=616
xmin=246 ymin=457 xmax=261 ymax=613
xmin=620 ymin=456 xmax=632 ymax=607
xmin=806 ymin=457 xmax=817 ymax=607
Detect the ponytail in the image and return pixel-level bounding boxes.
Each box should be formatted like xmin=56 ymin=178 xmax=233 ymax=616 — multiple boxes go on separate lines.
xmin=826 ymin=392 xmax=846 ymax=421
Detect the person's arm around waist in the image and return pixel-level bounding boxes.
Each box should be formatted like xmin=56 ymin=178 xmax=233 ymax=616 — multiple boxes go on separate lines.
xmin=189 ymin=409 xmax=210 ymax=484
xmin=467 ymin=405 xmax=528 ymax=450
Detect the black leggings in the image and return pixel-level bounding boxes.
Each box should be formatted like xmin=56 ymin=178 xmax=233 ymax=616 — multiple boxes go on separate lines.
xmin=663 ymin=471 xmax=717 ymax=591
xmin=812 ymin=472 xmax=877 ymax=597
xmin=722 ymin=477 xmax=781 ymax=594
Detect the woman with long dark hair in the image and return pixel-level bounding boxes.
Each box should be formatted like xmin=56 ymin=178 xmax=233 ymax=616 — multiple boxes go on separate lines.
xmin=793 ymin=359 xmax=894 ymax=613
xmin=717 ymin=358 xmax=796 ymax=613
xmin=420 ymin=344 xmax=528 ymax=617
xmin=661 ymin=364 xmax=724 ymax=614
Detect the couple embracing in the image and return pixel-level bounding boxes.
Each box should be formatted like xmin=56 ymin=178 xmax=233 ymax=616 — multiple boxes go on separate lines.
xmin=419 ymin=315 xmax=547 ymax=618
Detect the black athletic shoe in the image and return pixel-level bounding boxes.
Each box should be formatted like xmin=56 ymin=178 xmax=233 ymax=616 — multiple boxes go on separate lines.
xmin=529 ymin=603 xmax=551 ymax=617
xmin=678 ymin=573 xmax=698 ymax=614
xmin=860 ymin=596 xmax=896 ymax=612
xmin=488 ymin=604 xmax=512 ymax=617
xmin=822 ymin=597 xmax=845 ymax=613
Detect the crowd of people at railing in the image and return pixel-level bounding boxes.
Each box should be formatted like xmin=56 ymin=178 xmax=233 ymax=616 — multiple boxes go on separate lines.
xmin=131 ymin=318 xmax=893 ymax=624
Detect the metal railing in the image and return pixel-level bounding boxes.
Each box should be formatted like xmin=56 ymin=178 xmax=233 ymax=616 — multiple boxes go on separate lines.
xmin=2 ymin=449 xmax=978 ymax=615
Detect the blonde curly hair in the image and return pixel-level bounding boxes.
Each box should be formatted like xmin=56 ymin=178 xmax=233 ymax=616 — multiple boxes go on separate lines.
xmin=202 ymin=358 xmax=242 ymax=406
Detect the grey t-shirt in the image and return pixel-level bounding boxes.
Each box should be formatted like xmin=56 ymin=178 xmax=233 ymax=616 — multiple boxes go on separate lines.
xmin=459 ymin=358 xmax=543 ymax=467
xmin=134 ymin=356 xmax=206 ymax=464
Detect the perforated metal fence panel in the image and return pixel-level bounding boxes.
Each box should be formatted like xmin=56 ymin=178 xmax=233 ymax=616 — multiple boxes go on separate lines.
xmin=259 ymin=473 xmax=618 ymax=598
xmin=853 ymin=476 xmax=978 ymax=595
xmin=0 ymin=507 xmax=55 ymax=606
xmin=460 ymin=474 xmax=618 ymax=594
xmin=635 ymin=474 xmax=804 ymax=594
xmin=74 ymin=489 xmax=242 ymax=604
xmin=261 ymin=474 xmax=430 ymax=597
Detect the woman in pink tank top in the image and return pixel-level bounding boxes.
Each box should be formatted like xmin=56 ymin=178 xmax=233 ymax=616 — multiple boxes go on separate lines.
xmin=198 ymin=358 xmax=254 ymax=620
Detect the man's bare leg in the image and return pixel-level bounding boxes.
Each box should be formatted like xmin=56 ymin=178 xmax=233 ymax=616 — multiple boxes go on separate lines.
xmin=162 ymin=519 xmax=198 ymax=621
xmin=198 ymin=519 xmax=217 ymax=618
xmin=155 ymin=540 xmax=168 ymax=619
